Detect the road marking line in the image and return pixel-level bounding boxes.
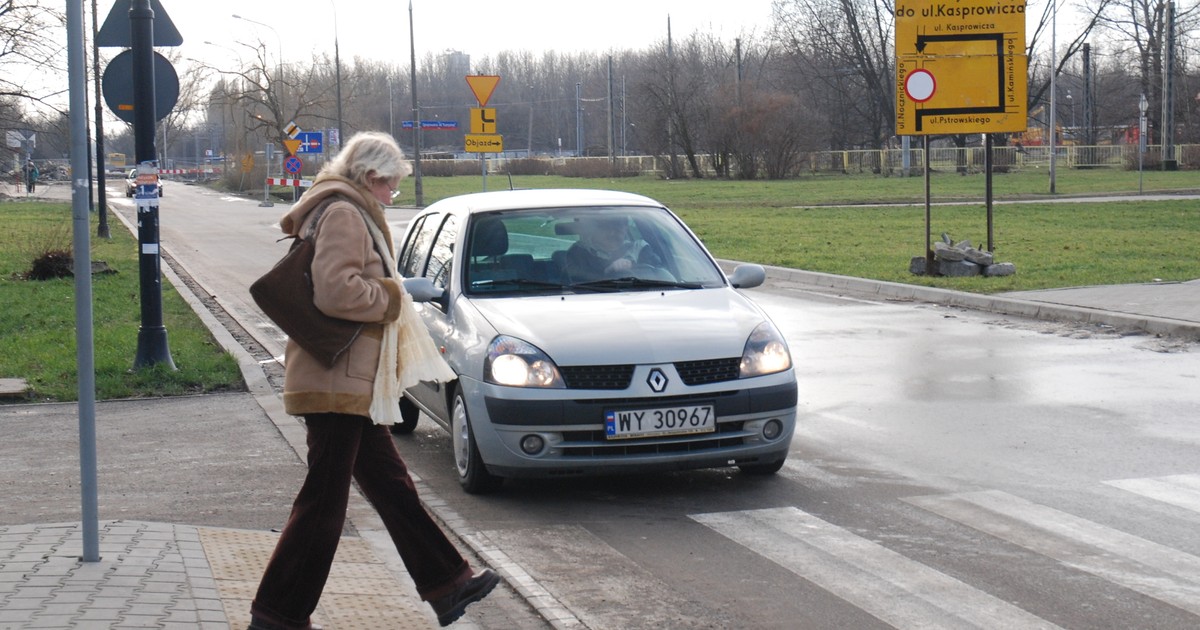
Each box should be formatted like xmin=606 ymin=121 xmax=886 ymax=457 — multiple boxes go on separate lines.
xmin=1105 ymin=474 xmax=1200 ymax=515
xmin=691 ymin=507 xmax=1059 ymax=629
xmin=906 ymin=490 xmax=1200 ymax=616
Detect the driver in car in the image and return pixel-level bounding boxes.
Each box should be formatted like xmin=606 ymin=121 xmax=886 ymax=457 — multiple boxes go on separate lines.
xmin=563 ymin=215 xmax=657 ymax=282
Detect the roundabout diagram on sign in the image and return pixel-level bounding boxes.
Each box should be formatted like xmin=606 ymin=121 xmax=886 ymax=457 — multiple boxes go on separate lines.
xmin=905 ymin=69 xmax=936 ymax=103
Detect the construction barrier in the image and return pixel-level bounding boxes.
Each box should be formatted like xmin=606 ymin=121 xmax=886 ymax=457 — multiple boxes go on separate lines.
xmin=265 ymin=177 xmax=314 ymax=187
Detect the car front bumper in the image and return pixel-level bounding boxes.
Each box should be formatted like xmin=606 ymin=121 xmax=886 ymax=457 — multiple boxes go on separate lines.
xmin=460 ymin=368 xmax=798 ymax=478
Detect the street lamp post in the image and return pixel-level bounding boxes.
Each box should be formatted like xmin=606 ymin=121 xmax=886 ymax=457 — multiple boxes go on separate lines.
xmin=330 ymin=0 xmax=343 ymax=152
xmin=1138 ymin=93 xmax=1148 ymax=194
xmin=408 ymin=1 xmax=423 ymax=206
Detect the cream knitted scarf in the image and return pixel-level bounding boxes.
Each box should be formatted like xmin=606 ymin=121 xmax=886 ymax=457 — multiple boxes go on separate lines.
xmin=360 ymin=208 xmax=455 ymax=425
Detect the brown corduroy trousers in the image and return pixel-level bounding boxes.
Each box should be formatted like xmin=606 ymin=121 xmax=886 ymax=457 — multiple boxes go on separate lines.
xmin=250 ymin=413 xmax=471 ymax=629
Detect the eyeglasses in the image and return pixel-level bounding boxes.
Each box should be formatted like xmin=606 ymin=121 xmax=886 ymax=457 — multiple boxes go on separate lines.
xmin=371 ymin=176 xmax=402 ymax=201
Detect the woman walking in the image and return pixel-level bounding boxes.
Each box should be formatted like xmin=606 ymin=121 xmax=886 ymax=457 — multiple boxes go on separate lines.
xmin=249 ymin=131 xmax=497 ymax=630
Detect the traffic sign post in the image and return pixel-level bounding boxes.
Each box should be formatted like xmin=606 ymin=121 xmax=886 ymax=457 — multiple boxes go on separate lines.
xmin=894 ymin=0 xmax=1028 ymax=274
xmin=465 ymin=75 xmax=503 ymax=190
xmin=894 ymin=0 xmax=1027 ymax=135
xmin=296 ymin=131 xmax=324 ymax=153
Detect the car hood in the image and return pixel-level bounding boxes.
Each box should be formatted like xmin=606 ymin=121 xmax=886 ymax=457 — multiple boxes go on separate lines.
xmin=466 ymin=288 xmax=768 ymax=365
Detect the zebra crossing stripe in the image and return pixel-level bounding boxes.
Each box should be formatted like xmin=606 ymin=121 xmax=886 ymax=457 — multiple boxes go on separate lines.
xmin=691 ymin=507 xmax=1060 ymax=629
xmin=905 ymin=490 xmax=1200 ymax=616
xmin=1105 ymin=474 xmax=1200 ymax=514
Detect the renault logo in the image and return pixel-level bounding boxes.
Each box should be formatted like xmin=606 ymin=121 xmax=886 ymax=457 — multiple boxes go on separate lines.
xmin=647 ymin=368 xmax=668 ymax=393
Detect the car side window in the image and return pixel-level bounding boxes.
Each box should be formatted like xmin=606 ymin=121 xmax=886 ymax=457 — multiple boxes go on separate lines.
xmin=425 ymin=215 xmax=460 ymax=290
xmin=399 ymin=214 xmax=436 ymax=278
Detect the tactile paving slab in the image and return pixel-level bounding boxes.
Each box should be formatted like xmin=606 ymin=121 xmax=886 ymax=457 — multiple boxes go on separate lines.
xmin=199 ymin=527 xmax=431 ymax=629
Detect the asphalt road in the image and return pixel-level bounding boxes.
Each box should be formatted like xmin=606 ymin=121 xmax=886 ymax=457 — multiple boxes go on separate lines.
xmin=36 ymin=181 xmax=1200 ymax=629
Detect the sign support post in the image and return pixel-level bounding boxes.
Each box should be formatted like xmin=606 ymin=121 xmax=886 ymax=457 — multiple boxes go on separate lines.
xmin=895 ymin=0 xmax=1027 ymax=274
xmin=130 ymin=0 xmax=174 ymax=369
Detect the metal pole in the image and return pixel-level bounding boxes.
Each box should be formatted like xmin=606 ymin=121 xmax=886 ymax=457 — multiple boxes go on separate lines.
xmin=90 ymin=0 xmax=109 ymax=239
xmin=131 ymin=0 xmax=174 ymax=370
xmin=67 ymin=0 xmax=100 ymax=563
xmin=1160 ymin=1 xmax=1176 ymax=170
xmin=985 ymin=134 xmax=994 ymax=253
xmin=1139 ymin=93 xmax=1148 ymax=194
xmin=408 ymin=1 xmax=423 ymax=206
xmin=331 ymin=0 xmax=343 ymax=152
xmin=1048 ymin=0 xmax=1057 ymax=193
xmin=924 ymin=136 xmax=934 ymax=275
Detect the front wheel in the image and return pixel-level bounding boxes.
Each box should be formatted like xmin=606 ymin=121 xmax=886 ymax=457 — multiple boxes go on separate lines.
xmin=451 ymin=389 xmax=503 ymax=494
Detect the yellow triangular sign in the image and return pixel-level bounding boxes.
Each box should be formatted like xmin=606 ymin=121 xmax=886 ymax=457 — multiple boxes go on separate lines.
xmin=466 ymin=75 xmax=501 ymax=107
xmin=283 ymin=139 xmax=302 ymax=155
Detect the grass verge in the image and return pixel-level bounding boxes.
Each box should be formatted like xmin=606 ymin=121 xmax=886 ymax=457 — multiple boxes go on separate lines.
xmin=393 ymin=170 xmax=1199 ymax=293
xmin=0 ymin=202 xmax=244 ymax=402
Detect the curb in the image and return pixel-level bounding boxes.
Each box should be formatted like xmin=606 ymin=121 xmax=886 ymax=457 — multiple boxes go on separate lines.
xmin=750 ymin=264 xmax=1200 ymax=340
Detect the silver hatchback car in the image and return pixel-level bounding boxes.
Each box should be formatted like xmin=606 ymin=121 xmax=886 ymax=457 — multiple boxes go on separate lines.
xmin=395 ymin=189 xmax=797 ymax=493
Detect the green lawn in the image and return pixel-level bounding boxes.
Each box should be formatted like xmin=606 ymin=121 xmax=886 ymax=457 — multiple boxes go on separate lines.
xmin=0 ymin=203 xmax=243 ymax=402
xmin=395 ymin=169 xmax=1200 ymax=293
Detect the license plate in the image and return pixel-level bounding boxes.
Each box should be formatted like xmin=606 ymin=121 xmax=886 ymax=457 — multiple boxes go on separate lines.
xmin=604 ymin=404 xmax=715 ymax=440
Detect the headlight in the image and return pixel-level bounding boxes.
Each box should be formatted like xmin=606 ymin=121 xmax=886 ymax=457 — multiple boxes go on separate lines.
xmin=484 ymin=335 xmax=564 ymax=388
xmin=739 ymin=321 xmax=792 ymax=377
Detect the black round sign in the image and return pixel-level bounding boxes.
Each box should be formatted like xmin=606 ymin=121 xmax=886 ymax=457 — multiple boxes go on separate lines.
xmin=101 ymin=49 xmax=180 ymax=124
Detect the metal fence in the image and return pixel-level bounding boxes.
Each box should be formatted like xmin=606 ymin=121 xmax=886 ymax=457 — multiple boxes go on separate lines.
xmin=405 ymin=144 xmax=1200 ymax=178
xmin=813 ymin=144 xmax=1199 ymax=175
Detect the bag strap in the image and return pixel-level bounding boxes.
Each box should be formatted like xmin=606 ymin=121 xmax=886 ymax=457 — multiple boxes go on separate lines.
xmin=303 ymin=194 xmax=390 ymax=277
xmin=303 ymin=195 xmax=346 ymax=240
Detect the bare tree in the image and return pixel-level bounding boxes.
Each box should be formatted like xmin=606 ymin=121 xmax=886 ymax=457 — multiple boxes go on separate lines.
xmin=772 ymin=0 xmax=896 ymax=151
xmin=1084 ymin=0 xmax=1198 ymax=143
xmin=0 ymin=1 xmax=66 ymax=116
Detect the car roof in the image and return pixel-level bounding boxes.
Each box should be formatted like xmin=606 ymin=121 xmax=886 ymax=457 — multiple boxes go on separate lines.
xmin=421 ymin=188 xmax=665 ymax=216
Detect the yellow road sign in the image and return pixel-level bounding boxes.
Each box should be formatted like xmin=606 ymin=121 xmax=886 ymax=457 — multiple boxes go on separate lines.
xmin=465 ymin=75 xmax=501 ymax=107
xmin=895 ymin=0 xmax=1028 ymax=135
xmin=471 ymin=108 xmax=497 ymax=134
xmin=241 ymin=153 xmax=255 ymax=174
xmin=465 ymin=134 xmax=503 ymax=153
xmin=283 ymin=139 xmax=302 ymax=155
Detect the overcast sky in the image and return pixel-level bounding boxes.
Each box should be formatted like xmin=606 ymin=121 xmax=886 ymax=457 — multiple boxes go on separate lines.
xmin=137 ymin=0 xmax=778 ymax=69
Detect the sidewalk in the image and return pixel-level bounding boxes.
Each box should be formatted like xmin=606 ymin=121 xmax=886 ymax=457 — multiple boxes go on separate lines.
xmin=1 ymin=185 xmax=1195 ymax=630
xmin=0 ymin=521 xmax=428 ymax=629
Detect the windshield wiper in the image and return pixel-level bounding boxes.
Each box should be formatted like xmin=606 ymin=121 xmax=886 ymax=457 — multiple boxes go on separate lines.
xmin=470 ymin=278 xmax=568 ymax=291
xmin=569 ymin=276 xmax=704 ymax=291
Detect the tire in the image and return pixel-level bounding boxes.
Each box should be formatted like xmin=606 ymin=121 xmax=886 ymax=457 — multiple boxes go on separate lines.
xmin=738 ymin=458 xmax=786 ymax=475
xmin=451 ymin=388 xmax=503 ymax=494
xmin=389 ymin=396 xmax=420 ymax=435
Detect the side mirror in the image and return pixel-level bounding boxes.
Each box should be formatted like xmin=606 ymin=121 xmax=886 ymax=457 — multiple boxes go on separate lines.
xmin=727 ymin=264 xmax=765 ymax=289
xmin=403 ymin=277 xmax=444 ymax=303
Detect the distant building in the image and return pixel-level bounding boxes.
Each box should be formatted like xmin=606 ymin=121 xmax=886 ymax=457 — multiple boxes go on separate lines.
xmin=444 ymin=50 xmax=470 ymax=77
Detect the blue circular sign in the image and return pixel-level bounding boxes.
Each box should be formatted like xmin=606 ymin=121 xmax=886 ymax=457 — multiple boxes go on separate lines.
xmin=284 ymin=156 xmax=303 ymax=174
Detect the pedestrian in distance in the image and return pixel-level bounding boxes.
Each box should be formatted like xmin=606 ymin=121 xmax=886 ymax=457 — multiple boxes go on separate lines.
xmin=24 ymin=160 xmax=38 ymax=194
xmin=248 ymin=131 xmax=498 ymax=630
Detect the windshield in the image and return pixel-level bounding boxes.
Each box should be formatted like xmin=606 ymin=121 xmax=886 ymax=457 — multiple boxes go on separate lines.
xmin=463 ymin=205 xmax=727 ymax=296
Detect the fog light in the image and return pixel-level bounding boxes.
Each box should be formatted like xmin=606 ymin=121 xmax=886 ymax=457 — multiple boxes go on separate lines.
xmin=762 ymin=419 xmax=783 ymax=441
xmin=520 ymin=434 xmax=546 ymax=455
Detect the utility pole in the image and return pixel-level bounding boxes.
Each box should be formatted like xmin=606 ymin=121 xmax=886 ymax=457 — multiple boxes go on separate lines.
xmin=91 ymin=0 xmax=110 ymax=239
xmin=408 ymin=1 xmax=423 ymax=206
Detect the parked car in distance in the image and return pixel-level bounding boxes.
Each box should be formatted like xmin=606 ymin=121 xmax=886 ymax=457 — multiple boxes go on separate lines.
xmin=394 ymin=189 xmax=797 ymax=493
xmin=124 ymin=168 xmax=164 ymax=197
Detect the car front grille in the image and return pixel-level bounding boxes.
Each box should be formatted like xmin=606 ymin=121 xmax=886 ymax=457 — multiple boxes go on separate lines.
xmin=674 ymin=357 xmax=741 ymax=385
xmin=558 ymin=365 xmax=635 ymax=390
xmin=558 ymin=357 xmax=742 ymax=390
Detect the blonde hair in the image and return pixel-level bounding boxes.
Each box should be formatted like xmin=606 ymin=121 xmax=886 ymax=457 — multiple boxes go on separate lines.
xmin=322 ymin=131 xmax=412 ymax=188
